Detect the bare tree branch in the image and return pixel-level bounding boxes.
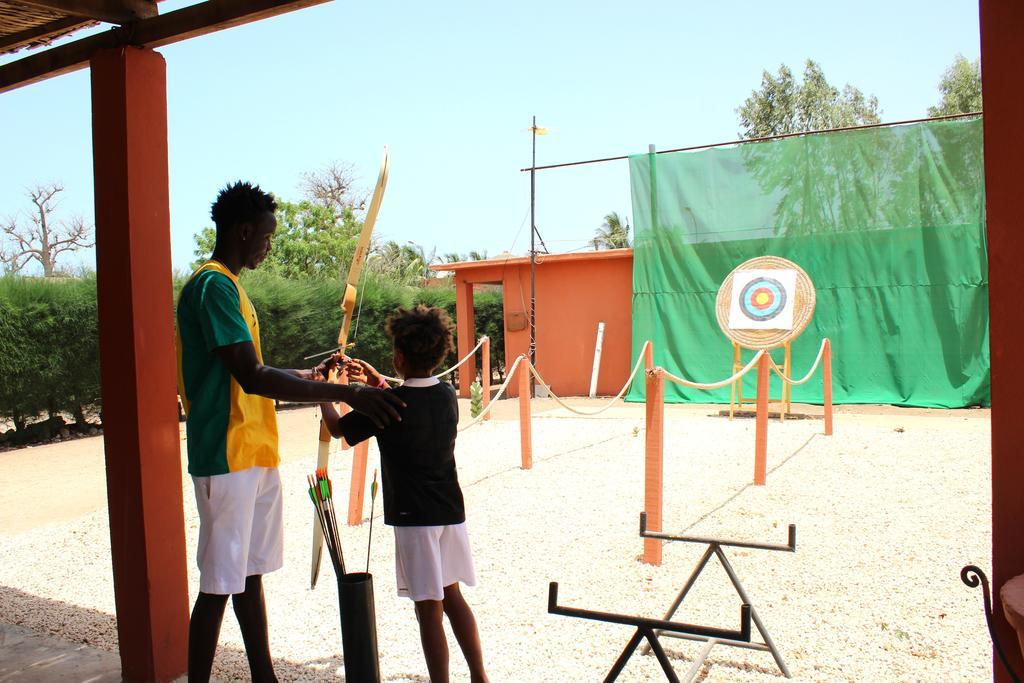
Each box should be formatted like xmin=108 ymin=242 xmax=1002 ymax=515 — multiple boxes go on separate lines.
xmin=300 ymin=162 xmax=367 ymax=214
xmin=1 ymin=183 xmax=93 ymax=276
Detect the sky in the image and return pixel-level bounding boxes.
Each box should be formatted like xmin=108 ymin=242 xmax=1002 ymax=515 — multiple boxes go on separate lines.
xmin=0 ymin=0 xmax=981 ymax=275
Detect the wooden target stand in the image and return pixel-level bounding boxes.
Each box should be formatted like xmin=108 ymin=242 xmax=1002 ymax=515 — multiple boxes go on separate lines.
xmin=716 ymin=256 xmax=816 ymax=423
xmin=729 ymin=341 xmax=793 ymax=420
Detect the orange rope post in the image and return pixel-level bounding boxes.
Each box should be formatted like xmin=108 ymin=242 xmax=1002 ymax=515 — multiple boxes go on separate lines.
xmin=823 ymin=339 xmax=833 ymax=436
xmin=518 ymin=356 xmax=533 ymax=469
xmin=347 ymin=440 xmax=369 ymax=526
xmin=781 ymin=342 xmax=792 ymax=422
xmin=729 ymin=342 xmax=740 ymax=419
xmin=482 ymin=336 xmax=492 ymax=421
xmin=339 ymin=372 xmax=370 ymax=525
xmin=643 ymin=367 xmax=665 ymax=566
xmin=754 ymin=353 xmax=769 ymax=486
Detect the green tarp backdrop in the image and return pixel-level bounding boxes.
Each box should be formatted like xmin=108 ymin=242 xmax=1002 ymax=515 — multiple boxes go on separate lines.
xmin=627 ymin=118 xmax=988 ymax=407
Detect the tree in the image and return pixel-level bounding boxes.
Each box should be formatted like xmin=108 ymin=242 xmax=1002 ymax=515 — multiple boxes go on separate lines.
xmin=737 ymin=60 xmax=881 ymax=138
xmin=441 ymin=250 xmax=488 ymax=263
xmin=192 ymin=199 xmax=364 ymax=279
xmin=928 ymin=54 xmax=982 ymax=117
xmin=592 ymin=212 xmax=631 ymax=249
xmin=299 ymin=162 xmax=365 ymax=214
xmin=1 ymin=183 xmax=94 ymax=276
xmin=367 ymin=241 xmax=435 ymax=285
xmin=193 ymin=163 xmax=391 ymax=279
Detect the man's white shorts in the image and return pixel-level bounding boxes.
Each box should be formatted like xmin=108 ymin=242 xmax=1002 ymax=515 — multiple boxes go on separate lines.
xmin=393 ymin=523 xmax=477 ymax=602
xmin=191 ymin=466 xmax=283 ymax=595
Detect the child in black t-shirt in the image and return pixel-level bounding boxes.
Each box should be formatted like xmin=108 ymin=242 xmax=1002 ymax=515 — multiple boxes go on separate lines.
xmin=319 ymin=305 xmax=489 ymax=683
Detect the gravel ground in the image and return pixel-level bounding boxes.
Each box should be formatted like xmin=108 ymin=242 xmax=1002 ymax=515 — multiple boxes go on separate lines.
xmin=0 ymin=404 xmax=992 ymax=682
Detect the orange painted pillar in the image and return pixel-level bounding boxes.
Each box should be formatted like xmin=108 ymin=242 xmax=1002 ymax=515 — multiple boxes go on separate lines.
xmin=482 ymin=336 xmax=492 ymax=421
xmin=90 ymin=47 xmax=188 ymax=681
xmin=981 ymin=1 xmax=1024 ymax=678
xmin=518 ymin=357 xmax=532 ymax=469
xmin=823 ymin=340 xmax=833 ymax=437
xmin=754 ymin=354 xmax=769 ymax=486
xmin=643 ymin=367 xmax=664 ymax=566
xmin=455 ymin=279 xmax=476 ymax=398
xmin=337 ymin=372 xmax=352 ymax=451
xmin=347 ymin=441 xmax=370 ymax=526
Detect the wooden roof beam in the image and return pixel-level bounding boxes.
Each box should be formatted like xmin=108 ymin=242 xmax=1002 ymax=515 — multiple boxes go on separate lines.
xmin=0 ymin=0 xmax=330 ymax=94
xmin=0 ymin=15 xmax=94 ymax=54
xmin=17 ymin=0 xmax=157 ymax=24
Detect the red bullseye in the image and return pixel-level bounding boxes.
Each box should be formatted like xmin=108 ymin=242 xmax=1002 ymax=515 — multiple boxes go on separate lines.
xmin=751 ymin=287 xmax=774 ymax=310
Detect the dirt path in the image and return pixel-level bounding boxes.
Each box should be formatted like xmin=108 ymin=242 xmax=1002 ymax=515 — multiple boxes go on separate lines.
xmin=0 ymin=398 xmax=993 ymax=681
xmin=0 ymin=399 xmax=988 ymax=535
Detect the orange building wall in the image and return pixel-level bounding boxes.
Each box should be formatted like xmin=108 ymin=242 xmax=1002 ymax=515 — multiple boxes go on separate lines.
xmin=505 ymin=256 xmax=633 ymax=397
xmin=446 ymin=250 xmax=633 ymax=399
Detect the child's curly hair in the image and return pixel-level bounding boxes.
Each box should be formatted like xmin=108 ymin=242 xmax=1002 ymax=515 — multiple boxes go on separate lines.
xmin=386 ymin=305 xmax=455 ymax=374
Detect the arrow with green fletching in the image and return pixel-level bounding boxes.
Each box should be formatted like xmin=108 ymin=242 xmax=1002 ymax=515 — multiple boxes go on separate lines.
xmin=366 ymin=469 xmax=378 ymax=573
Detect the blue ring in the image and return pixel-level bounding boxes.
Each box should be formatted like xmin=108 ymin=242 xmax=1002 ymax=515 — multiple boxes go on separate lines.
xmin=738 ymin=277 xmax=787 ymax=321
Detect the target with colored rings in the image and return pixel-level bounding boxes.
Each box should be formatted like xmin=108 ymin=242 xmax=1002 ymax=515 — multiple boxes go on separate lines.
xmin=738 ymin=277 xmax=787 ymax=322
xmin=715 ymin=256 xmax=816 ymax=350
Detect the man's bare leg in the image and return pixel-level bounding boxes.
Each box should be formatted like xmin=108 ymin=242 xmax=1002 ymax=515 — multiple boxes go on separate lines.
xmin=188 ymin=592 xmax=229 ymax=683
xmin=232 ymin=575 xmax=278 ymax=683
xmin=442 ymin=583 xmax=489 ymax=683
xmin=414 ymin=599 xmax=449 ymax=682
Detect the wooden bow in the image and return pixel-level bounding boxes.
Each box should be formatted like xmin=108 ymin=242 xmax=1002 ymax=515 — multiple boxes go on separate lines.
xmin=310 ymin=147 xmax=390 ymax=589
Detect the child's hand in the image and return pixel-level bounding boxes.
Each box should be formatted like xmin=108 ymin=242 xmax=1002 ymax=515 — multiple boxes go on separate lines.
xmin=346 ymin=358 xmax=385 ymax=387
xmin=312 ymin=353 xmax=348 ymax=381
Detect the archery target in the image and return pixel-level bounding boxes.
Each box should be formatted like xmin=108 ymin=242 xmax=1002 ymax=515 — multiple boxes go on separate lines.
xmin=728 ymin=269 xmax=797 ymax=330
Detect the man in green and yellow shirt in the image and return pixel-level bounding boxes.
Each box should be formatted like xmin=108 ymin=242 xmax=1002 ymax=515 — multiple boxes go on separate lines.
xmin=176 ymin=181 xmax=404 ymax=683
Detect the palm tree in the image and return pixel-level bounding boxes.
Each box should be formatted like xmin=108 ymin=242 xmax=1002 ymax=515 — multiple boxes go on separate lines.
xmin=592 ymin=212 xmax=631 ymax=249
xmin=367 ymin=241 xmax=430 ymax=285
xmin=441 ymin=250 xmax=488 ymax=263
xmin=402 ymin=242 xmax=436 ymax=279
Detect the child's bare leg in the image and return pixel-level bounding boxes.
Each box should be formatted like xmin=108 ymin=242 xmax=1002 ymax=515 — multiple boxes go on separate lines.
xmin=232 ymin=575 xmax=278 ymax=683
xmin=188 ymin=592 xmax=229 ymax=683
xmin=442 ymin=583 xmax=489 ymax=683
xmin=414 ymin=599 xmax=449 ymax=682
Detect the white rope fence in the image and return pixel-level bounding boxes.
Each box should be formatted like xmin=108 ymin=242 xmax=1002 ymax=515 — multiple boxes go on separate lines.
xmin=457 ymin=354 xmax=526 ymax=432
xmin=380 ymin=336 xmax=488 ymax=384
xmin=766 ymin=339 xmax=829 ymax=385
xmin=661 ymin=349 xmax=766 ymax=389
xmin=372 ymin=335 xmax=826 ymax=432
xmin=526 ymin=341 xmax=652 ymax=416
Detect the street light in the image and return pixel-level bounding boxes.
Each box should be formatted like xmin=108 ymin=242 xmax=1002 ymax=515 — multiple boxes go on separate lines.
xmin=528 ymin=116 xmax=547 ymax=398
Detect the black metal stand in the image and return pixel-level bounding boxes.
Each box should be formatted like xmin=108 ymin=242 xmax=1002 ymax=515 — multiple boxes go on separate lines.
xmin=548 ymin=515 xmax=797 ymax=681
xmin=638 ymin=512 xmax=796 ymax=680
xmin=961 ymin=565 xmax=1022 ymax=683
xmin=338 ymin=572 xmax=381 ymax=683
xmin=548 ymin=582 xmax=751 ymax=683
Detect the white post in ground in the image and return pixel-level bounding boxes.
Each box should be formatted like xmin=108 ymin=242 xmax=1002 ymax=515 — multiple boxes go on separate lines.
xmin=589 ymin=321 xmax=606 ymax=398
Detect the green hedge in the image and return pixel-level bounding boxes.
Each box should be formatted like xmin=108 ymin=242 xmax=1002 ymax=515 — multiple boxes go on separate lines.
xmin=236 ymin=271 xmax=506 ymax=379
xmin=0 ymin=273 xmax=505 ymax=433
xmin=0 ymin=276 xmax=101 ymax=430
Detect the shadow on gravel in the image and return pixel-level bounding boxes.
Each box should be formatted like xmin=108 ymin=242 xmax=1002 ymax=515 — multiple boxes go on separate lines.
xmin=0 ymin=587 xmax=356 ymax=681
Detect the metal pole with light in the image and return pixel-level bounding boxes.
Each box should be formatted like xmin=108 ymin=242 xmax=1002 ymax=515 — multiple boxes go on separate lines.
xmin=530 ymin=115 xmax=537 ymax=397
xmin=528 ymin=116 xmax=547 ymax=398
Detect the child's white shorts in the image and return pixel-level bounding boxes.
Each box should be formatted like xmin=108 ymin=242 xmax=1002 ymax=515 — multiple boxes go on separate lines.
xmin=393 ymin=522 xmax=477 ymax=602
xmin=191 ymin=466 xmax=283 ymax=595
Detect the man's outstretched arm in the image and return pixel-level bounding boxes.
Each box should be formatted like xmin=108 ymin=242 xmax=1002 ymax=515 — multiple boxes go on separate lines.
xmin=213 ymin=341 xmax=404 ymax=428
